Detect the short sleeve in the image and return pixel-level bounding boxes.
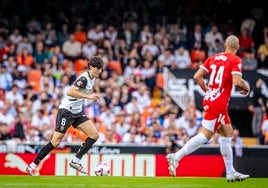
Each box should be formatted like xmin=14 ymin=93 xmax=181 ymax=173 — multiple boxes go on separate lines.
xmin=73 ymin=76 xmax=87 ymax=89
xmin=231 ymin=56 xmax=242 ymax=75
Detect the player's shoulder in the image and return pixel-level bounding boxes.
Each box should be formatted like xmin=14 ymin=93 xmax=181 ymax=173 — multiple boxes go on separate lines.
xmin=77 ymin=71 xmax=88 ymax=78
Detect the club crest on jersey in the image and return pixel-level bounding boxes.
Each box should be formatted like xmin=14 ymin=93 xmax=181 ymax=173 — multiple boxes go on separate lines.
xmin=76 ymin=80 xmax=83 ymax=86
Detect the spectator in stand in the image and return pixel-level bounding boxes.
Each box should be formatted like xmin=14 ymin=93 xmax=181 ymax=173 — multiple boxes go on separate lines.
xmin=177 ymin=109 xmax=200 ymax=138
xmin=0 ymin=102 xmax=16 ymax=125
xmin=241 ymin=49 xmax=258 ymax=71
xmin=9 ymin=28 xmax=23 ymax=45
xmin=231 ymin=128 xmax=243 ymax=157
xmin=3 ymin=56 xmax=16 ymax=73
xmin=122 ymin=125 xmax=143 ymax=144
xmin=173 ymin=45 xmax=191 ymax=69
xmin=17 ymin=47 xmax=34 ymax=66
xmin=63 ymin=62 xmax=77 ymax=84
xmin=207 ymin=38 xmax=224 ymax=57
xmin=141 ymin=37 xmax=160 ymax=59
xmin=20 ymin=99 xmax=34 ymax=124
xmin=240 ymin=18 xmax=255 ymax=36
xmin=170 ymin=19 xmax=188 ymax=47
xmin=26 ymin=18 xmax=42 ymax=44
xmin=248 ymin=78 xmax=267 ymax=139
xmin=187 ymin=22 xmax=206 ymax=51
xmin=5 ymin=84 xmax=24 ymax=106
xmin=0 ymin=64 xmax=13 ymax=91
xmin=157 ymin=47 xmax=175 ymax=68
xmin=114 ymin=38 xmax=129 ymax=64
xmin=114 ymin=114 xmax=130 ymax=141
xmin=237 ymin=27 xmax=255 ymax=57
xmin=257 ymin=28 xmax=268 ymax=69
xmin=187 ymin=101 xmax=203 ymax=125
xmin=119 ymin=83 xmax=131 ymax=105
xmin=62 ymin=33 xmax=82 ymax=61
xmin=5 ymin=43 xmax=17 ymax=58
xmin=32 ymin=41 xmax=48 ymax=65
xmin=102 ymin=39 xmax=114 ymax=61
xmin=123 ymin=57 xmax=140 ymax=79
xmin=131 ymin=83 xmax=151 ymax=113
xmin=145 ymin=109 xmax=164 ymax=139
xmin=141 ymin=59 xmax=156 ymax=91
xmin=39 ymin=70 xmax=55 ymax=95
xmin=49 ymin=55 xmax=64 ymax=87
xmin=12 ymin=65 xmax=28 ymax=89
xmin=99 ymin=106 xmax=116 ymax=130
xmin=87 ymin=24 xmax=105 ymax=47
xmin=48 ymin=45 xmax=64 ymax=65
xmin=0 ymin=121 xmax=18 ymax=153
xmin=154 ymin=27 xmax=170 ymax=46
xmin=118 ymin=21 xmax=138 ymax=49
xmin=82 ymin=39 xmax=97 ymax=59
xmin=205 ymin=24 xmax=224 ymax=55
xmin=73 ymin=23 xmax=87 ymax=44
xmin=43 ymin=21 xmax=57 ymax=47
xmin=104 ymin=127 xmax=119 ymax=144
xmin=30 ymin=108 xmax=51 ymax=141
xmin=57 ymin=23 xmax=69 ymax=46
xmin=17 ymin=36 xmax=33 ymax=54
xmin=163 ymin=112 xmax=179 ymax=136
xmin=12 ymin=112 xmax=26 ymax=141
xmin=125 ymin=96 xmax=141 ymax=115
xmin=140 ymin=24 xmax=153 ymax=44
xmin=105 ymin=24 xmax=118 ymax=46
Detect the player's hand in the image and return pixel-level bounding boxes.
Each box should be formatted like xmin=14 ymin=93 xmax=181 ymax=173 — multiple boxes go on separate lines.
xmin=88 ymin=93 xmax=100 ymax=101
xmin=239 ymin=89 xmax=249 ymax=96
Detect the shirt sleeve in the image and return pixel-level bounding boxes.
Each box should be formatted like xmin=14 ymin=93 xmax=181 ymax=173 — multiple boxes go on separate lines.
xmin=73 ymin=76 xmax=88 ymax=89
xmin=231 ymin=56 xmax=242 ymax=75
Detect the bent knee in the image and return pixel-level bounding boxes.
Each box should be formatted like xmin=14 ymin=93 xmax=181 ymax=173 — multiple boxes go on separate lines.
xmin=91 ymin=132 xmax=99 ymax=140
xmin=51 ymin=139 xmax=61 ymax=147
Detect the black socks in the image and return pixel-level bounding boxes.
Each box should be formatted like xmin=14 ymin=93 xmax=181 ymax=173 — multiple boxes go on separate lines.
xmin=33 ymin=142 xmax=55 ymax=165
xmin=75 ymin=137 xmax=97 ymax=159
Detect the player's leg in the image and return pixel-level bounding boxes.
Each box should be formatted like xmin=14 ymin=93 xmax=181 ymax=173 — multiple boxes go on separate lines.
xmin=69 ymin=118 xmax=99 ymax=174
xmin=26 ymin=131 xmax=65 ymax=176
xmin=166 ymin=126 xmax=213 ymax=176
xmin=27 ymin=109 xmax=73 ymax=176
xmin=219 ymin=124 xmax=250 ymax=182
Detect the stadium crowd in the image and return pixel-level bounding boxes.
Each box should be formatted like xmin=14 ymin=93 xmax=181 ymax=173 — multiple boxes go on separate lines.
xmin=0 ymin=0 xmax=268 ymax=153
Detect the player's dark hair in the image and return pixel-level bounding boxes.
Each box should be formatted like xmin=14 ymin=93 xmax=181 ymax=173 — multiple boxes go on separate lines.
xmin=88 ymin=56 xmax=103 ymax=69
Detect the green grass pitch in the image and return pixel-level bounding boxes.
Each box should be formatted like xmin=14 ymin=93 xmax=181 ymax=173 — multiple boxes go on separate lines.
xmin=1 ymin=176 xmax=267 ymax=188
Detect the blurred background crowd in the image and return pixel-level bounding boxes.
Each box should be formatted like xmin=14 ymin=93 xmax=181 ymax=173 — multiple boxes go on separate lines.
xmin=0 ymin=0 xmax=268 ymax=153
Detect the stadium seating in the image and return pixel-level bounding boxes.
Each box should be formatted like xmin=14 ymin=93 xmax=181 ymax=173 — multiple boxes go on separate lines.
xmin=242 ymin=137 xmax=259 ymax=146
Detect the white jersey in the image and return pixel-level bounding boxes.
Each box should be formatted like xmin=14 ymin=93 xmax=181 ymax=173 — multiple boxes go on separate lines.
xmin=59 ymin=71 xmax=95 ymax=114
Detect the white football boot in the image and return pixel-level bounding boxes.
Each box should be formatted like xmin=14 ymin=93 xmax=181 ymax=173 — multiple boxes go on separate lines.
xmin=166 ymin=153 xmax=178 ymax=177
xmin=69 ymin=160 xmax=88 ymax=174
xmin=226 ymin=171 xmax=250 ymax=182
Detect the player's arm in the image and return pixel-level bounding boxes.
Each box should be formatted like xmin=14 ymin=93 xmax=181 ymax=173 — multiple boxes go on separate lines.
xmin=67 ymin=85 xmax=99 ymax=101
xmin=193 ymin=68 xmax=209 ymax=92
xmin=232 ymin=74 xmax=250 ymax=95
xmin=67 ymin=76 xmax=99 ymax=100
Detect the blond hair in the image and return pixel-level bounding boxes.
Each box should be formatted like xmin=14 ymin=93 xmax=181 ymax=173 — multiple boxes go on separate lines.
xmin=225 ymin=35 xmax=239 ymax=50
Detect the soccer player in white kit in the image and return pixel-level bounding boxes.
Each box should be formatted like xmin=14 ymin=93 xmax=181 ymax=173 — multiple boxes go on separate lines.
xmin=27 ymin=56 xmax=103 ymax=175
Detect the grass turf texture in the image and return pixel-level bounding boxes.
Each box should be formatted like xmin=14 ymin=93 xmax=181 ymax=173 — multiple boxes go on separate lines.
xmin=1 ymin=176 xmax=267 ymax=188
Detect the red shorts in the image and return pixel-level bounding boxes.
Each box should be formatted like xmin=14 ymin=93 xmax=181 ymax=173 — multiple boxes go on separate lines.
xmin=202 ymin=99 xmax=231 ymax=132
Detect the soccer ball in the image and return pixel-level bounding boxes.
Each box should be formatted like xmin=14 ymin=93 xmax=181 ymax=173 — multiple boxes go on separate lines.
xmin=94 ymin=162 xmax=110 ymax=176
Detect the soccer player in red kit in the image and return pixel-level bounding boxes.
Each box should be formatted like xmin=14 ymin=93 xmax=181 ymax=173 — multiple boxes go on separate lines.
xmin=166 ymin=35 xmax=250 ymax=182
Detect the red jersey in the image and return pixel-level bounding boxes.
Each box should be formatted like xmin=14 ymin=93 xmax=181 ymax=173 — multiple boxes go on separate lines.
xmin=200 ymin=52 xmax=242 ymax=130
